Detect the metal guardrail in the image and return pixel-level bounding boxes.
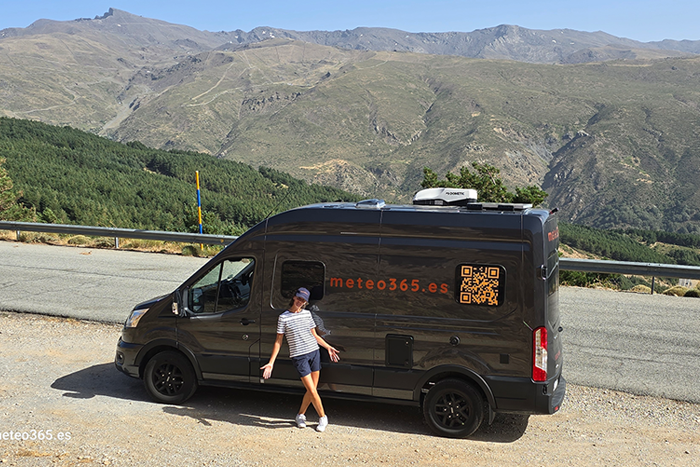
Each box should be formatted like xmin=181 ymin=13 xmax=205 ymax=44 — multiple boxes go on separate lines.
xmin=3 ymin=220 xmax=700 ymax=279
xmin=559 ymin=258 xmax=700 ymax=280
xmin=0 ymin=220 xmax=238 ymax=246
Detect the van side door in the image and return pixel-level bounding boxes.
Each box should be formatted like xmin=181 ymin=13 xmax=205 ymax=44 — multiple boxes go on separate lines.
xmin=258 ymin=207 xmax=380 ymax=395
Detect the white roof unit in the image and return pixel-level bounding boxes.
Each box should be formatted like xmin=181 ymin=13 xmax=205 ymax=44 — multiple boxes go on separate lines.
xmin=412 ymin=188 xmax=478 ymax=206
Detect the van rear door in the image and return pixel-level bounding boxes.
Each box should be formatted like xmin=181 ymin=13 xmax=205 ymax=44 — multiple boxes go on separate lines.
xmin=543 ymin=216 xmax=563 ymax=382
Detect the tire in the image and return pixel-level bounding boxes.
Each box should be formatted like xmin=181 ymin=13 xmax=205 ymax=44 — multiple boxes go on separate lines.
xmin=144 ymin=351 xmax=198 ymax=404
xmin=422 ymin=378 xmax=485 ymax=438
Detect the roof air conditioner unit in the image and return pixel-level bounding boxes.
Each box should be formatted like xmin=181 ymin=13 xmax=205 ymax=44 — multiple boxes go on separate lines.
xmin=412 ymin=188 xmax=478 ymax=206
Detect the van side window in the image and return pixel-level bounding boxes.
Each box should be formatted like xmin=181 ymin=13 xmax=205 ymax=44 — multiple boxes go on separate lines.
xmin=547 ymin=250 xmax=559 ymax=297
xmin=189 ymin=258 xmax=255 ymax=314
xmin=281 ymin=261 xmax=325 ymax=301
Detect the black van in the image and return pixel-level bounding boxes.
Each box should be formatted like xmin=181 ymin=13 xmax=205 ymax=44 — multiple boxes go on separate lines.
xmin=115 ymin=188 xmax=565 ymax=438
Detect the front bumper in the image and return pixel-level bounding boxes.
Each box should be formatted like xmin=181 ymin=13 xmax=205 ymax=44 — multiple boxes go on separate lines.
xmin=114 ymin=337 xmax=142 ymax=378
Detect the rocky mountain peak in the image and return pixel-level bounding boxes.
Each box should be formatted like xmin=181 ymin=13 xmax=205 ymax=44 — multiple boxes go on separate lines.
xmin=93 ymin=8 xmax=115 ymax=21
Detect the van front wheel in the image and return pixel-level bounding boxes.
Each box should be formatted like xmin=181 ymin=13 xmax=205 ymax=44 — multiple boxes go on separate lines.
xmin=144 ymin=351 xmax=198 ymax=404
xmin=423 ymin=379 xmax=484 ymax=438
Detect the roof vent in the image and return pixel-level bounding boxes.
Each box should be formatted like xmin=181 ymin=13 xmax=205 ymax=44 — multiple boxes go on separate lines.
xmin=412 ymin=188 xmax=477 ymax=206
xmin=356 ymin=198 xmax=386 ymax=209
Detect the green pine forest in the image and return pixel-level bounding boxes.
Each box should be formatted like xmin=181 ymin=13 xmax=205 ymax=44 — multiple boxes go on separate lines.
xmin=0 ymin=117 xmax=359 ymax=235
xmin=3 ymin=117 xmax=700 ymax=289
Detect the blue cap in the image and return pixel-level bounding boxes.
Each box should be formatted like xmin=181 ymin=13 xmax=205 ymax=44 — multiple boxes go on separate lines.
xmin=295 ymin=287 xmax=310 ymax=302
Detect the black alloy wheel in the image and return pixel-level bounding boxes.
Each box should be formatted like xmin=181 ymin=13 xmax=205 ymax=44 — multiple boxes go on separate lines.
xmin=144 ymin=351 xmax=198 ymax=404
xmin=423 ymin=378 xmax=485 ymax=438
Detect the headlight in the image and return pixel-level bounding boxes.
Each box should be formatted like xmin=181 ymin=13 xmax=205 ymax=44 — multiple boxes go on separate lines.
xmin=125 ymin=308 xmax=148 ymax=328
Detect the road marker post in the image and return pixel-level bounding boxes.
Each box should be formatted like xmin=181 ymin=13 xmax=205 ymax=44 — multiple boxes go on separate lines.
xmin=196 ymin=171 xmax=203 ymax=251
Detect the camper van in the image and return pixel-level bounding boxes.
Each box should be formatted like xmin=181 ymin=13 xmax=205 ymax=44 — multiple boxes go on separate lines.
xmin=115 ymin=188 xmax=565 ymax=438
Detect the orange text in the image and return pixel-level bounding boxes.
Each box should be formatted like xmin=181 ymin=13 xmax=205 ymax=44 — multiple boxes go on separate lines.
xmin=329 ymin=277 xmax=449 ymax=294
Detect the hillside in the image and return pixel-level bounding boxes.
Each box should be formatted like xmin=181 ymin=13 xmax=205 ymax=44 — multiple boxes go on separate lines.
xmin=558 ymin=222 xmax=700 ymax=291
xmin=1 ymin=10 xmax=700 ymax=233
xmin=4 ymin=116 xmax=700 ymax=291
xmin=0 ymin=118 xmax=358 ymax=233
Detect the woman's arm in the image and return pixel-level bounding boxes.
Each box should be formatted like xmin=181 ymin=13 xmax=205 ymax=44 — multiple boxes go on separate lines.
xmin=260 ymin=333 xmax=284 ymax=379
xmin=311 ymin=327 xmax=340 ymax=362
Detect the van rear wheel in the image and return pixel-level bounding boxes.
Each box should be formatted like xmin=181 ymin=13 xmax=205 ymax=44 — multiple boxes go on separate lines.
xmin=423 ymin=379 xmax=484 ymax=438
xmin=144 ymin=351 xmax=198 ymax=404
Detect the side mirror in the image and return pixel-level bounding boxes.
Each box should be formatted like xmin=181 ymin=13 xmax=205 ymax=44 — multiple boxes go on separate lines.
xmin=172 ymin=290 xmax=184 ymax=316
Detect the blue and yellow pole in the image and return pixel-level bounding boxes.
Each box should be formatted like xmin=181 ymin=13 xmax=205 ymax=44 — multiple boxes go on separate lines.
xmin=196 ymin=171 xmax=203 ymax=234
xmin=196 ymin=171 xmax=203 ymax=250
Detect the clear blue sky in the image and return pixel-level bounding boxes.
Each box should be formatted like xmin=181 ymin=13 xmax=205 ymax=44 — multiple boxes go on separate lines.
xmin=1 ymin=1 xmax=698 ymax=42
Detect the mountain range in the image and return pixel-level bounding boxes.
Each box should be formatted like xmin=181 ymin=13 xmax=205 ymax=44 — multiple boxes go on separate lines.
xmin=1 ymin=8 xmax=700 ymax=233
xmin=4 ymin=9 xmax=698 ymax=64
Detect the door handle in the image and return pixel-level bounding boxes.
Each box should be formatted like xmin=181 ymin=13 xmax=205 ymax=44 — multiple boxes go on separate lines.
xmin=240 ymin=318 xmax=256 ymax=325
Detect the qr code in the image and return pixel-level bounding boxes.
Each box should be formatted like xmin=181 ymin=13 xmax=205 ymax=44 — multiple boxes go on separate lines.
xmin=458 ymin=265 xmax=503 ymax=306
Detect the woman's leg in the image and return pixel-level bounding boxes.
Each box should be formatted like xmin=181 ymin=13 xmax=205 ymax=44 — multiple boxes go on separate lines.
xmin=299 ymin=370 xmax=324 ymax=417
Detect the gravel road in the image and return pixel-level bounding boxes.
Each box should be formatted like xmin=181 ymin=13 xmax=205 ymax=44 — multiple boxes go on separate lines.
xmin=2 ymin=241 xmax=699 ymax=403
xmin=1 ymin=312 xmax=698 ymax=466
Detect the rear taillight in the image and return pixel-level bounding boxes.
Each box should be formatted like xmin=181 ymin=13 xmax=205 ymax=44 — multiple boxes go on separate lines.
xmin=532 ymin=327 xmax=548 ymax=382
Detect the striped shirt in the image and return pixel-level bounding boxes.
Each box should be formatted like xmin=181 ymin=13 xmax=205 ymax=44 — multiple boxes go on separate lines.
xmin=276 ymin=309 xmax=319 ymax=358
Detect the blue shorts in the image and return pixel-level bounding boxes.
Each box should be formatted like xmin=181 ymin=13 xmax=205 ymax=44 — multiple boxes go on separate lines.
xmin=291 ymin=349 xmax=321 ymax=378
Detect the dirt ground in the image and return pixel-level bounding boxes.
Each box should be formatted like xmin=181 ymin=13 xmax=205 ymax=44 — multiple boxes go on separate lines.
xmin=0 ymin=311 xmax=698 ymax=466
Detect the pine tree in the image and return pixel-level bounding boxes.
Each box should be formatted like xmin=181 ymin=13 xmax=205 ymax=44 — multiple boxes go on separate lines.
xmin=421 ymin=162 xmax=549 ymax=206
xmin=0 ymin=157 xmax=34 ymax=221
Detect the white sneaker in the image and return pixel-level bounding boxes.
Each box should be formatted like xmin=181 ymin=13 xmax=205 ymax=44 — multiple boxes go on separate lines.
xmin=295 ymin=413 xmax=306 ymax=428
xmin=316 ymin=415 xmax=328 ymax=432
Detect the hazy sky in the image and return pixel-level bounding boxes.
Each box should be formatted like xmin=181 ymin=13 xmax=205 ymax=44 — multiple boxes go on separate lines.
xmin=1 ymin=0 xmax=698 ymax=42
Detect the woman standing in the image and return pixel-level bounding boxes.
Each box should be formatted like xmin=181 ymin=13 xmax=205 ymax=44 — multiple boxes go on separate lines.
xmin=260 ymin=287 xmax=340 ymax=432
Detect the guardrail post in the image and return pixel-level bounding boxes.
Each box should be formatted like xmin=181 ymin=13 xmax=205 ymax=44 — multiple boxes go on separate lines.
xmin=16 ymin=230 xmax=20 ymax=241
xmin=115 ymin=237 xmax=119 ymax=249
xmin=651 ymin=277 xmax=655 ymax=295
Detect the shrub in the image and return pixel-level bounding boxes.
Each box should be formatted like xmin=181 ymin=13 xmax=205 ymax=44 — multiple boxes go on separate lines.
xmin=122 ymin=239 xmax=160 ymax=250
xmin=630 ymin=285 xmax=651 ymax=294
xmin=560 ymin=270 xmax=619 ymax=288
xmin=662 ymin=286 xmax=688 ymax=297
xmin=18 ymin=232 xmax=58 ymax=243
xmin=181 ymin=245 xmax=203 ymax=257
xmin=94 ymin=239 xmax=115 ymax=248
xmin=68 ymin=235 xmax=90 ymax=245
xmin=684 ymin=289 xmax=700 ymax=298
